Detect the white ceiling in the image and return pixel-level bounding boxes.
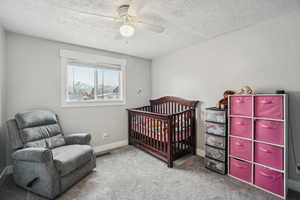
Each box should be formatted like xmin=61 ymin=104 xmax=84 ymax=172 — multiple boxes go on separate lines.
xmin=0 ymin=0 xmax=300 ymax=59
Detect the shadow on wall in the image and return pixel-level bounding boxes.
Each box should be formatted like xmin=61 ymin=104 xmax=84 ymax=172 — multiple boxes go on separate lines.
xmin=288 ymin=91 xmax=300 ymax=181
xmin=195 ymin=102 xmax=205 ymax=151
xmin=0 ymin=126 xmax=7 ymax=170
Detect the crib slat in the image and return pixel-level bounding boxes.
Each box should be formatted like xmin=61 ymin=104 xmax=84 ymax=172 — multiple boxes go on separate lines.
xmin=141 ymin=115 xmax=144 ymax=143
xmin=134 ymin=114 xmax=137 ymax=142
xmin=135 ymin=114 xmax=137 ymax=143
xmin=159 ymin=120 xmax=162 ymax=151
xmin=184 ymin=112 xmax=187 ymax=151
xmin=145 ymin=116 xmax=148 ymax=145
xmin=142 ymin=115 xmax=144 ymax=142
xmin=154 ymin=118 xmax=157 ymax=150
xmin=147 ymin=117 xmax=150 ymax=145
xmin=130 ymin=113 xmax=135 ymax=144
xmin=156 ymin=119 xmax=159 ymax=150
xmin=173 ymin=102 xmax=176 ymax=114
xmin=179 ymin=113 xmax=183 ymax=151
xmin=188 ymin=110 xmax=192 ymax=152
xmin=152 ymin=117 xmax=154 ymax=147
xmin=176 ymin=114 xmax=179 ymax=152
xmin=148 ymin=117 xmax=151 ymax=147
xmin=154 ymin=119 xmax=159 ymax=149
xmin=165 ymin=103 xmax=167 ymax=114
xmin=163 ymin=121 xmax=166 ymax=152
xmin=135 ymin=115 xmax=137 ymax=142
xmin=174 ymin=115 xmax=177 ymax=155
xmin=139 ymin=115 xmax=141 ymax=142
xmin=171 ymin=102 xmax=174 ymax=114
xmin=167 ymin=103 xmax=169 ymax=114
xmin=192 ymin=109 xmax=196 ymax=154
xmin=140 ymin=115 xmax=142 ymax=142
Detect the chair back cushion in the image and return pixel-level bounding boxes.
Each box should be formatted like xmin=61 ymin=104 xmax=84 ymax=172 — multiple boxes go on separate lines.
xmin=7 ymin=119 xmax=24 ymax=150
xmin=15 ymin=110 xmax=65 ymax=148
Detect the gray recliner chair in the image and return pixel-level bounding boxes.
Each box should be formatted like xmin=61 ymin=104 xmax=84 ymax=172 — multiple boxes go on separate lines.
xmin=6 ymin=110 xmax=96 ymax=199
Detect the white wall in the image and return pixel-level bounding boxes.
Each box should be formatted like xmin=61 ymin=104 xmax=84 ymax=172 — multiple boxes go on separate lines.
xmin=152 ymin=11 xmax=300 ymax=181
xmin=0 ymin=25 xmax=5 ymax=126
xmin=6 ymin=32 xmax=151 ymax=150
xmin=0 ymin=25 xmax=6 ymax=169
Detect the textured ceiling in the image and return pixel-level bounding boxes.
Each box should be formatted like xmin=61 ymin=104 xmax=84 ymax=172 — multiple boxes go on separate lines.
xmin=0 ymin=0 xmax=300 ymax=59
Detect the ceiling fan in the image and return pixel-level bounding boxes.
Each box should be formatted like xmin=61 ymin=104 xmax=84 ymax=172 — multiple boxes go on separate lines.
xmin=55 ymin=2 xmax=165 ymax=38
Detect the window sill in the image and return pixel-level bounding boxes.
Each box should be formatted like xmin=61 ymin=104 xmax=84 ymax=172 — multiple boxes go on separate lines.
xmin=61 ymin=100 xmax=126 ymax=108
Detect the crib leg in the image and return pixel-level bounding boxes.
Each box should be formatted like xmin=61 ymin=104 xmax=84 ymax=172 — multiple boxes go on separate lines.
xmin=192 ymin=146 xmax=196 ymax=155
xmin=167 ymin=160 xmax=173 ymax=168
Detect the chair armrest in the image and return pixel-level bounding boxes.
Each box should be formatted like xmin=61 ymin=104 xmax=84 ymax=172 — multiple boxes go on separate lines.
xmin=64 ymin=133 xmax=91 ymax=145
xmin=12 ymin=147 xmax=53 ymax=163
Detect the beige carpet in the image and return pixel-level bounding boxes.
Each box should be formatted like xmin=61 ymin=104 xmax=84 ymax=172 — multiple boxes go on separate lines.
xmin=0 ymin=146 xmax=299 ymax=200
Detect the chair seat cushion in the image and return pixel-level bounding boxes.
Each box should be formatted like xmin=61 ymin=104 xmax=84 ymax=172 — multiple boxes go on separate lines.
xmin=52 ymin=145 xmax=93 ymax=176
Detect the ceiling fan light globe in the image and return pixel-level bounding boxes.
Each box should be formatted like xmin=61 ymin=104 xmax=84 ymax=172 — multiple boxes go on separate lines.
xmin=120 ymin=24 xmax=135 ymax=37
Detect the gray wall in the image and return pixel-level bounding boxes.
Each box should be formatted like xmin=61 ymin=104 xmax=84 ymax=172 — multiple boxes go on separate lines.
xmin=0 ymin=25 xmax=6 ymax=169
xmin=5 ymin=32 xmax=152 ymax=151
xmin=152 ymin=11 xmax=300 ymax=181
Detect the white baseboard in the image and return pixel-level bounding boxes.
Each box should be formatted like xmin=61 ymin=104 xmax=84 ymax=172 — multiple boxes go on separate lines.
xmin=93 ymin=140 xmax=128 ymax=155
xmin=196 ymin=148 xmax=205 ymax=157
xmin=288 ymin=179 xmax=300 ymax=192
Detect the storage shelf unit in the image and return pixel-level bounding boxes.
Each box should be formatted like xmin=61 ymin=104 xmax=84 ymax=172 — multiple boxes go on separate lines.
xmin=205 ymin=107 xmax=227 ymax=175
xmin=228 ymin=94 xmax=287 ymax=199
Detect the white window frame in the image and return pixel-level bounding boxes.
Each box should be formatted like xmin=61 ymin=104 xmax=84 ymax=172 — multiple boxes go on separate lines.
xmin=60 ymin=49 xmax=126 ymax=107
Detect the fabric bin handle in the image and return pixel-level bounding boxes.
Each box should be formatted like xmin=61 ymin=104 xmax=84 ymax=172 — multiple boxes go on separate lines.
xmin=236 ymin=98 xmax=245 ymax=103
xmin=259 ymin=171 xmax=274 ymax=180
xmin=261 ymin=100 xmax=273 ymax=104
xmin=260 ymin=123 xmax=276 ymax=129
xmin=259 ymin=147 xmax=272 ymax=153
xmin=234 ymin=163 xmax=246 ymax=169
xmin=235 ymin=142 xmax=244 ymax=147
xmin=236 ymin=121 xmax=245 ymax=126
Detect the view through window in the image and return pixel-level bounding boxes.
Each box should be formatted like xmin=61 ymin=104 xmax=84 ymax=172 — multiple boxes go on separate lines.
xmin=66 ymin=64 xmax=121 ymax=101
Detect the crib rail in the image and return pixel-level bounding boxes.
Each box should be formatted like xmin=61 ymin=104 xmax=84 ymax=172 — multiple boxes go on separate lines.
xmin=128 ymin=96 xmax=198 ymax=168
xmin=128 ymin=109 xmax=170 ymax=159
xmin=171 ymin=109 xmax=195 ymax=159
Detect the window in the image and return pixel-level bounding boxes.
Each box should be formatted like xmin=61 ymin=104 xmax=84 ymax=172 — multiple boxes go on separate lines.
xmin=61 ymin=50 xmax=126 ymax=107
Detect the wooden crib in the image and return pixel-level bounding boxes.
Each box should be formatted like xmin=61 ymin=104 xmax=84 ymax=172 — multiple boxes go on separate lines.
xmin=128 ymin=96 xmax=198 ymax=168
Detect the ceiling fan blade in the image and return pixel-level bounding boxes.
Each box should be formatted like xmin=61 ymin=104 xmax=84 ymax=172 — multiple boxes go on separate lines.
xmin=114 ymin=33 xmax=124 ymax=40
xmin=136 ymin=21 xmax=165 ymax=33
xmin=128 ymin=0 xmax=145 ymax=16
xmin=54 ymin=4 xmax=118 ymax=21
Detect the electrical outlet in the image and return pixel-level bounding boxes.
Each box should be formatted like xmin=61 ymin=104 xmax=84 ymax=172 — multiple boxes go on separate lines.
xmin=103 ymin=133 xmax=109 ymax=139
xmin=137 ymin=89 xmax=142 ymax=96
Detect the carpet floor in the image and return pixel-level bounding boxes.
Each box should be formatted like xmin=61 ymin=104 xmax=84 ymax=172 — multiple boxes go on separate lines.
xmin=0 ymin=146 xmax=299 ymax=200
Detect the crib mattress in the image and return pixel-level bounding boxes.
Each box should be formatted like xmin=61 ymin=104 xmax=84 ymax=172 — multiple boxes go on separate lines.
xmin=131 ymin=119 xmax=191 ymax=142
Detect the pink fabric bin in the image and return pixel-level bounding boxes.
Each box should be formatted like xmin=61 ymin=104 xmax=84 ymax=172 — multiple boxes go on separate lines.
xmin=230 ymin=137 xmax=252 ymax=161
xmin=255 ymin=96 xmax=283 ymax=119
xmin=255 ymin=143 xmax=283 ymax=170
xmin=255 ymin=165 xmax=284 ymax=196
xmin=230 ymin=96 xmax=252 ymax=116
xmin=255 ymin=120 xmax=284 ymax=145
xmin=230 ymin=117 xmax=252 ymax=139
xmin=230 ymin=158 xmax=252 ymax=183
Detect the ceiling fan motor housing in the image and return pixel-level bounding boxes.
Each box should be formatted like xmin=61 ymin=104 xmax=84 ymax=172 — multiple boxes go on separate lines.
xmin=118 ymin=4 xmax=130 ymax=18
